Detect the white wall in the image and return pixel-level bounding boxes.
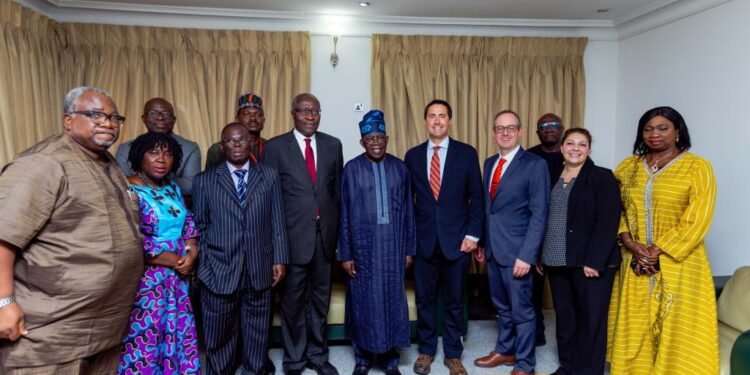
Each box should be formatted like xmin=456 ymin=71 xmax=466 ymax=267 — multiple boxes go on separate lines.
xmin=583 ymin=40 xmax=619 ymax=169
xmin=616 ymin=0 xmax=750 ymax=275
xmin=311 ymin=35 xmax=372 ymax=162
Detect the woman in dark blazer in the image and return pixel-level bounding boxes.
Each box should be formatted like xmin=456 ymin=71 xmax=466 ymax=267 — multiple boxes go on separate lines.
xmin=539 ymin=128 xmax=621 ymax=375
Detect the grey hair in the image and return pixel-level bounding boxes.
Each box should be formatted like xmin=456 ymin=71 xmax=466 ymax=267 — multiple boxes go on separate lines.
xmin=291 ymin=93 xmax=318 ymax=111
xmin=63 ymin=86 xmax=112 ymax=113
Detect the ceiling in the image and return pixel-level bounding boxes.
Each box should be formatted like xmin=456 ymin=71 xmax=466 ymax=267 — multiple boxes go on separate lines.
xmin=44 ymin=0 xmax=672 ymax=23
xmin=21 ymin=0 xmax=726 ymax=40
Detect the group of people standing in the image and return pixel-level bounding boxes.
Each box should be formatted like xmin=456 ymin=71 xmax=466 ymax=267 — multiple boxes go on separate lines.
xmin=0 ymin=86 xmax=718 ymax=375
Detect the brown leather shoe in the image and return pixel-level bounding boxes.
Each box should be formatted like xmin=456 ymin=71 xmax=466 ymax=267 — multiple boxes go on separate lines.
xmin=473 ymin=351 xmax=515 ymax=368
xmin=413 ymin=354 xmax=434 ymax=375
xmin=443 ymin=358 xmax=467 ymax=375
xmin=510 ymin=369 xmax=535 ymax=375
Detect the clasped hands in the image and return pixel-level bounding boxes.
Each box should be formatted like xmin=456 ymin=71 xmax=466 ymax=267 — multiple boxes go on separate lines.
xmin=624 ymin=238 xmax=662 ymax=276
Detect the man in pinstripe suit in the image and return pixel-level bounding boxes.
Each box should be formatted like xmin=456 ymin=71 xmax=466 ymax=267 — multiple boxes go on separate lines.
xmin=193 ymin=122 xmax=289 ymax=375
xmin=263 ymin=93 xmax=343 ymax=375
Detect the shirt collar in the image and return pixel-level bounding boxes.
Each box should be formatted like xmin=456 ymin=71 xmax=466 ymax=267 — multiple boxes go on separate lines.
xmin=293 ymin=128 xmax=316 ymax=142
xmin=428 ymin=137 xmax=450 ymax=150
xmin=226 ymin=160 xmax=250 ymax=173
xmin=499 ymin=144 xmax=521 ymax=162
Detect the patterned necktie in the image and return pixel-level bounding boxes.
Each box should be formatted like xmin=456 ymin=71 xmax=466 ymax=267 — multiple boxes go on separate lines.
xmin=234 ymin=169 xmax=248 ymax=203
xmin=305 ymin=138 xmax=316 ymax=184
xmin=489 ymin=158 xmax=507 ymax=200
xmin=429 ymin=145 xmax=441 ymax=200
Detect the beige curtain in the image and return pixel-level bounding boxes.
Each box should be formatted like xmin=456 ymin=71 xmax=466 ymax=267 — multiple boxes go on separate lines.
xmin=0 ymin=0 xmax=63 ymax=164
xmin=372 ymin=34 xmax=587 ymax=161
xmin=0 ymin=0 xmax=310 ymax=166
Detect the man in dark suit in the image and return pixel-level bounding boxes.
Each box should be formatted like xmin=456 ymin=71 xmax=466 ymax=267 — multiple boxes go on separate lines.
xmin=263 ymin=93 xmax=343 ymax=375
xmin=474 ymin=110 xmax=549 ymax=375
xmin=404 ymin=100 xmax=484 ymax=375
xmin=193 ymin=122 xmax=289 ymax=375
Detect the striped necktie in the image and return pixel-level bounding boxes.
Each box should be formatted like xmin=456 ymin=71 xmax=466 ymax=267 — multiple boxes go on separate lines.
xmin=234 ymin=169 xmax=248 ymax=203
xmin=429 ymin=145 xmax=441 ymax=200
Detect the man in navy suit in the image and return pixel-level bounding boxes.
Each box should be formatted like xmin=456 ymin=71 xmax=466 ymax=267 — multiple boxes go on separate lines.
xmin=263 ymin=93 xmax=343 ymax=375
xmin=404 ymin=100 xmax=484 ymax=375
xmin=193 ymin=122 xmax=289 ymax=375
xmin=474 ymin=110 xmax=549 ymax=375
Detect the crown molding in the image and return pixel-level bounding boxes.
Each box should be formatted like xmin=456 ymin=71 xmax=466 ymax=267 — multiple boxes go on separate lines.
xmin=15 ymin=0 xmax=731 ymax=42
xmin=616 ymin=0 xmax=731 ymax=40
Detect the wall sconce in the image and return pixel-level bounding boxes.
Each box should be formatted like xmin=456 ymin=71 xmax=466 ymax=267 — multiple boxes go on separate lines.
xmin=330 ymin=35 xmax=340 ymax=69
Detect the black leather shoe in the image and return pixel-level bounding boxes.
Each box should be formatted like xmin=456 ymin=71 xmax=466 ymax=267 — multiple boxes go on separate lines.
xmin=384 ymin=367 xmax=402 ymax=375
xmin=285 ymin=370 xmax=302 ymax=375
xmin=307 ymin=361 xmax=340 ymax=375
xmin=352 ymin=365 xmax=370 ymax=375
xmin=265 ymin=357 xmax=276 ymax=375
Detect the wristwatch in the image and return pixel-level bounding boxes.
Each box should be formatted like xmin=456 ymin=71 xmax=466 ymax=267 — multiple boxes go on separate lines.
xmin=0 ymin=296 xmax=16 ymax=309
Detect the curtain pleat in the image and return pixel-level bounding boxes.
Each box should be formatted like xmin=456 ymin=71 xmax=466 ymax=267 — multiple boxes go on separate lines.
xmin=372 ymin=34 xmax=587 ymax=161
xmin=0 ymin=0 xmax=310 ymax=166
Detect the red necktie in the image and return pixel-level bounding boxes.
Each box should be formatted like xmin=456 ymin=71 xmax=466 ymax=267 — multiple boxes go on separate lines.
xmin=489 ymin=158 xmax=507 ymax=200
xmin=305 ymin=138 xmax=316 ymax=184
xmin=429 ymin=146 xmax=441 ymax=200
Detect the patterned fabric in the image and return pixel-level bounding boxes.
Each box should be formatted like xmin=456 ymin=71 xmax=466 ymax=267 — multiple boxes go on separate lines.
xmin=542 ymin=177 xmax=576 ymax=266
xmin=429 ymin=146 xmax=441 ymax=199
xmin=234 ymin=168 xmax=248 ymax=204
xmin=607 ymin=153 xmax=718 ymax=375
xmin=118 ymin=182 xmax=201 ymax=375
xmin=489 ymin=158 xmax=507 ymax=200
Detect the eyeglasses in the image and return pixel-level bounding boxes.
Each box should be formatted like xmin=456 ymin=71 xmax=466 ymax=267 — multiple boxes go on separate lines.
xmin=493 ymin=124 xmax=520 ymax=134
xmin=146 ymin=110 xmax=174 ymax=119
xmin=67 ymin=111 xmax=126 ymax=125
xmin=221 ymin=137 xmax=250 ymax=145
xmin=362 ymin=135 xmax=387 ymax=145
xmin=293 ymin=108 xmax=322 ymax=116
xmin=538 ymin=121 xmax=561 ymax=130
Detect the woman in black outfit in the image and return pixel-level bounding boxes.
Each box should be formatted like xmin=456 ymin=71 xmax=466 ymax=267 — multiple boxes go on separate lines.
xmin=539 ymin=128 xmax=622 ymax=375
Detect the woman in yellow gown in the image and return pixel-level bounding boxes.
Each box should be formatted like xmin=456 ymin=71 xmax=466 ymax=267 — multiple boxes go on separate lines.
xmin=607 ymin=106 xmax=718 ymax=374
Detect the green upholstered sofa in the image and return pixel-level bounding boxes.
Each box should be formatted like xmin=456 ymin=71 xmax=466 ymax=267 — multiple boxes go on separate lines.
xmin=717 ymin=266 xmax=750 ymax=375
xmin=271 ymin=281 xmax=418 ymax=343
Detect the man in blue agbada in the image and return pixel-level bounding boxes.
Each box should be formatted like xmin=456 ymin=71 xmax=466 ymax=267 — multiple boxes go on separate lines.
xmin=338 ymin=109 xmax=416 ymax=375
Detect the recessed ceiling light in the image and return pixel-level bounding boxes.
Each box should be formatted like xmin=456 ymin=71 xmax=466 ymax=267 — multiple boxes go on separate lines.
xmin=359 ymin=2 xmax=371 ymax=7
xmin=596 ymin=8 xmax=609 ymax=13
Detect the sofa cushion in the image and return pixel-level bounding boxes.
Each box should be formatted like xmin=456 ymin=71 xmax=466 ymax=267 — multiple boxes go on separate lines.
xmin=718 ymin=266 xmax=750 ymax=332
xmin=273 ymin=281 xmax=417 ymax=326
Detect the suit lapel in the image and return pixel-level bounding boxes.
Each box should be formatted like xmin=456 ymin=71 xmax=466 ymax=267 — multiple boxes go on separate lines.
xmin=216 ymin=163 xmax=242 ymax=206
xmin=416 ymin=142 xmax=429 ymax=186
xmin=438 ymin=138 xmax=458 ymax=202
xmin=314 ymin=134 xmax=328 ymax=192
xmin=499 ymin=147 xmax=526 ymax=186
xmin=285 ymin=131 xmax=315 ymax=190
xmin=246 ymin=163 xmax=263 ymax=198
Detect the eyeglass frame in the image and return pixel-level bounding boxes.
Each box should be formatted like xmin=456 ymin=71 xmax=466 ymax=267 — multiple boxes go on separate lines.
xmin=145 ymin=110 xmax=174 ymax=119
xmin=293 ymin=108 xmax=322 ymax=116
xmin=493 ymin=124 xmax=520 ymax=134
xmin=66 ymin=110 xmax=126 ymax=125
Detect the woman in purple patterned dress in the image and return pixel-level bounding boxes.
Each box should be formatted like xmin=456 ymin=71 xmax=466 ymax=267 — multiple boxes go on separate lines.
xmin=118 ymin=132 xmax=201 ymax=374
